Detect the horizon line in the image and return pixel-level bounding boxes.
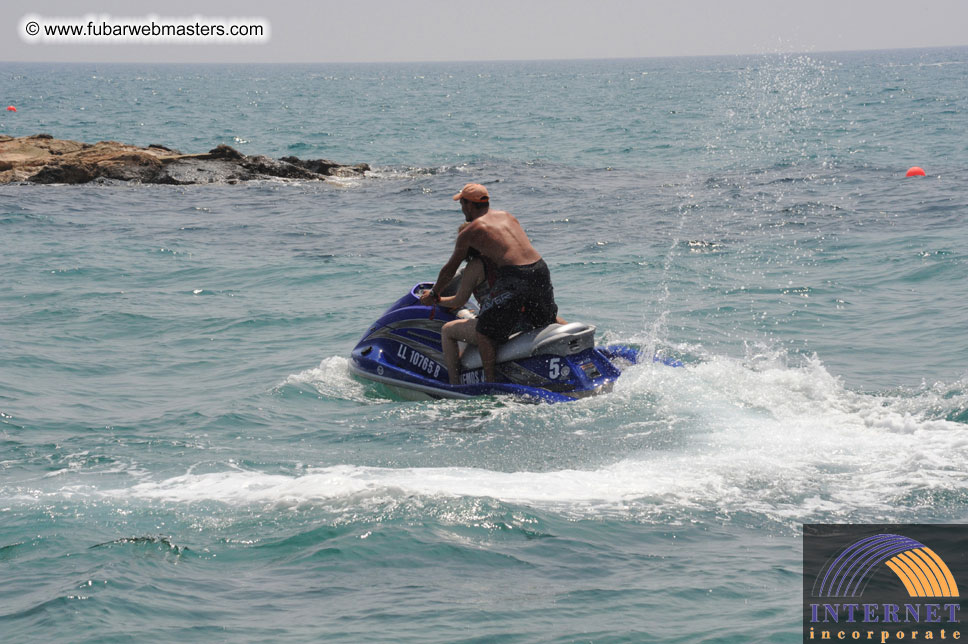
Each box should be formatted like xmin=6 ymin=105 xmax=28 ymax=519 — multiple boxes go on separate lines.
xmin=2 ymin=43 xmax=967 ymax=67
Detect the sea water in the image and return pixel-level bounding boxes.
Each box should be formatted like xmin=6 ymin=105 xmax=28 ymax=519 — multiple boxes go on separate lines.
xmin=1 ymin=49 xmax=967 ymax=642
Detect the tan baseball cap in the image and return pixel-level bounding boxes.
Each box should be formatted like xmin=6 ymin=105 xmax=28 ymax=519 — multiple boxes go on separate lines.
xmin=453 ymin=183 xmax=489 ymax=203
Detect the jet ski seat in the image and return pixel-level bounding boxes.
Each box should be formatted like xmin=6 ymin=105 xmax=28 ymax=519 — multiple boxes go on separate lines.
xmin=461 ymin=323 xmax=597 ymax=370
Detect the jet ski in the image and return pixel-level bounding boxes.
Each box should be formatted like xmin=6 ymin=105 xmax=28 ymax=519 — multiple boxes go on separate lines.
xmin=349 ymin=278 xmax=681 ymax=403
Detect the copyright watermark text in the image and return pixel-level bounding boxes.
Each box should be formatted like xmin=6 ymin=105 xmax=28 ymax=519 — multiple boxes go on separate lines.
xmin=20 ymin=14 xmax=270 ymax=44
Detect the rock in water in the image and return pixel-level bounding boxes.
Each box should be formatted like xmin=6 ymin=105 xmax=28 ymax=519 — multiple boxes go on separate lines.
xmin=0 ymin=135 xmax=369 ymax=185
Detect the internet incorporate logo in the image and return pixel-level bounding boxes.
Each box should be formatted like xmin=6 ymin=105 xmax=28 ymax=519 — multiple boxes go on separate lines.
xmin=815 ymin=534 xmax=959 ymax=599
xmin=804 ymin=526 xmax=966 ymax=644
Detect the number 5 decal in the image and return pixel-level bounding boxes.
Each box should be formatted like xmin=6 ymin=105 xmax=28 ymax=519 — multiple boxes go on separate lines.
xmin=549 ymin=357 xmax=561 ymax=379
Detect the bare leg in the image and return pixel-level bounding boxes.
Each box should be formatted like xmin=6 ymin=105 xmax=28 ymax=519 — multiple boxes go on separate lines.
xmin=477 ymin=331 xmax=498 ymax=383
xmin=441 ymin=318 xmax=479 ymax=385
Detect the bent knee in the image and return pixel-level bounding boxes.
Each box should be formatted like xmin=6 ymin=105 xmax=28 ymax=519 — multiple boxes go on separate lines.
xmin=442 ymin=319 xmax=471 ymax=340
xmin=442 ymin=319 xmax=461 ymax=333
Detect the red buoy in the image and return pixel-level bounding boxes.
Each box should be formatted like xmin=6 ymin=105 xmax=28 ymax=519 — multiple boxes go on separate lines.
xmin=5 ymin=106 xmax=15 ymax=112
xmin=906 ymin=166 xmax=926 ymax=177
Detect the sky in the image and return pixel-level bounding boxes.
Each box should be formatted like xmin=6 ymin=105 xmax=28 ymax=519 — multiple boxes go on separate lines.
xmin=3 ymin=0 xmax=968 ymax=64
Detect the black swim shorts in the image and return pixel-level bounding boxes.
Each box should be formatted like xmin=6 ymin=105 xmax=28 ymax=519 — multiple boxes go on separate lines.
xmin=476 ymin=259 xmax=558 ymax=343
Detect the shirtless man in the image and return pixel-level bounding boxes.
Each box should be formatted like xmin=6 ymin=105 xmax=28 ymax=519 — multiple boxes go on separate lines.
xmin=419 ymin=183 xmax=558 ymax=383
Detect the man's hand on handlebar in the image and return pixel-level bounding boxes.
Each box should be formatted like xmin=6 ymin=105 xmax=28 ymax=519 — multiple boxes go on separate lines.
xmin=418 ymin=288 xmax=438 ymax=306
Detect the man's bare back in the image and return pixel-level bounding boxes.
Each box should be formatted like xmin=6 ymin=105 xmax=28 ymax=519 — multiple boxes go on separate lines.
xmin=420 ymin=193 xmax=544 ymax=303
xmin=458 ymin=209 xmax=542 ymax=268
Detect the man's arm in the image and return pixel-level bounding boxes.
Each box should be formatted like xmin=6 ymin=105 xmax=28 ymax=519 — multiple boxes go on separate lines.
xmin=437 ymin=258 xmax=483 ymax=310
xmin=419 ymin=228 xmax=473 ymax=305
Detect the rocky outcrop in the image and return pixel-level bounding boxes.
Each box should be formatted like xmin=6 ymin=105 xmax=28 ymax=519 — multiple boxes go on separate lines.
xmin=0 ymin=134 xmax=370 ymax=185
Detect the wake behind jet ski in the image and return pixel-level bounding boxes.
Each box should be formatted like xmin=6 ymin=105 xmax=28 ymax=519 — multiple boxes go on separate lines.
xmin=348 ymin=280 xmax=680 ymax=403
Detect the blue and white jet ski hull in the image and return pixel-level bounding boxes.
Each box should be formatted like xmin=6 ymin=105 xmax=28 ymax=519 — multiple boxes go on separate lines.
xmin=349 ymin=283 xmax=678 ymax=403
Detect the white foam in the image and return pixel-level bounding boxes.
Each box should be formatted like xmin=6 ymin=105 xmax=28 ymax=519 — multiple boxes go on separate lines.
xmin=363 ymin=164 xmax=470 ymax=181
xmin=282 ymin=356 xmax=387 ymax=403
xmin=612 ymin=354 xmax=968 ymax=516
xmin=89 ymin=354 xmax=968 ymax=522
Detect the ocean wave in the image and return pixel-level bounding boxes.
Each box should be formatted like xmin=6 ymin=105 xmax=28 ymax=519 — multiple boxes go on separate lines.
xmin=280 ymin=356 xmax=390 ymax=404
xmin=106 ymin=354 xmax=968 ymax=526
xmin=363 ymin=164 xmax=472 ymax=181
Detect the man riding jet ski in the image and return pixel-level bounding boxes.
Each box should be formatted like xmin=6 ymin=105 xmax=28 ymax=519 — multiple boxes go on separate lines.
xmin=419 ymin=183 xmax=559 ymax=385
xmin=348 ymin=184 xmax=681 ymax=402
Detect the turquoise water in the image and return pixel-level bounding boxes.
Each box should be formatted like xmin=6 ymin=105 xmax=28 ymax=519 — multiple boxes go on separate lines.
xmin=2 ymin=49 xmax=968 ymax=642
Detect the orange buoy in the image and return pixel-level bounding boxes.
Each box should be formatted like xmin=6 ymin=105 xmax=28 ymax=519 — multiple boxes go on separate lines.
xmin=906 ymin=166 xmax=926 ymax=177
xmin=5 ymin=106 xmax=15 ymax=112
